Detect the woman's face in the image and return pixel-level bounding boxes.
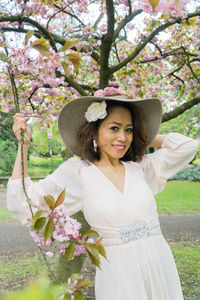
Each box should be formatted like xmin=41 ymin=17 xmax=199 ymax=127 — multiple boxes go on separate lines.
xmin=97 ymin=106 xmax=133 ymax=161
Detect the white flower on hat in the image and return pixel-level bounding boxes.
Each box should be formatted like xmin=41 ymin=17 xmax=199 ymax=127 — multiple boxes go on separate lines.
xmin=85 ymin=100 xmax=107 ymax=122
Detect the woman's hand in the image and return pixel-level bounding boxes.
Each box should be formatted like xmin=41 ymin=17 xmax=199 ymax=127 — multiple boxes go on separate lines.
xmin=13 ymin=113 xmax=32 ymax=145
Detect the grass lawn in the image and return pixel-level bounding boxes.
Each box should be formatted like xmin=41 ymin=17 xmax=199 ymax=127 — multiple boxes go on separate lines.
xmin=155 ymin=181 xmax=200 ymax=215
xmin=0 ymin=242 xmax=199 ymax=300
xmin=0 ymin=181 xmax=200 ymax=223
xmin=28 ymin=156 xmax=65 ymax=177
xmin=0 ymin=207 xmax=17 ymax=223
xmin=170 ymin=241 xmax=200 ymax=300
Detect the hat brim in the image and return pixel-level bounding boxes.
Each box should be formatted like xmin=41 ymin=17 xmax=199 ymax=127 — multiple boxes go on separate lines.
xmin=58 ymin=96 xmax=162 ymax=157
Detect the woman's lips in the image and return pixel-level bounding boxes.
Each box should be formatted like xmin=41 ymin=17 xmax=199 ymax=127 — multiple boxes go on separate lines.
xmin=112 ymin=145 xmax=126 ymax=151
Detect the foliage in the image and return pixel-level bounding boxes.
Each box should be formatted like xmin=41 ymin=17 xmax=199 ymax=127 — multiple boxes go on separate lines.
xmin=169 ymin=166 xmax=200 ymax=181
xmin=0 ymin=0 xmax=199 ymax=128
xmin=29 ymin=189 xmax=106 ymax=298
xmin=0 ymin=111 xmax=16 ymax=142
xmin=155 ymin=181 xmax=200 ymax=215
xmin=0 ymin=140 xmax=17 ymax=175
xmin=28 ymin=155 xmax=64 ymax=177
xmin=31 ymin=122 xmax=64 ymax=157
xmin=159 ymin=104 xmax=200 ymax=139
xmin=0 ymin=277 xmax=65 ymax=300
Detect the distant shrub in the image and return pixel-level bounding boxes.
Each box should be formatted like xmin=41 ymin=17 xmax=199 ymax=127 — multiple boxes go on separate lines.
xmin=0 ymin=140 xmax=17 ymax=175
xmin=169 ymin=166 xmax=200 ymax=181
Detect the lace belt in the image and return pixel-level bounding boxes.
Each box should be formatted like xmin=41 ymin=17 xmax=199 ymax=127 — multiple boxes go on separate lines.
xmin=91 ymin=221 xmax=162 ymax=247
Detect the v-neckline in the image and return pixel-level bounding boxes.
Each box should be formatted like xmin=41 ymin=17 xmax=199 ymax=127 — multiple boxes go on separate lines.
xmin=90 ymin=161 xmax=127 ymax=196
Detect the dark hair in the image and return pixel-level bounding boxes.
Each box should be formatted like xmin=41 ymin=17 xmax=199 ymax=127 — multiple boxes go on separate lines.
xmin=77 ymin=100 xmax=148 ymax=162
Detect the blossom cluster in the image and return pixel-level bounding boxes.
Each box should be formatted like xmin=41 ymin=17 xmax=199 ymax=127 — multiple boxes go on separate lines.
xmin=30 ymin=204 xmax=88 ymax=259
xmin=94 ymin=87 xmax=126 ymax=97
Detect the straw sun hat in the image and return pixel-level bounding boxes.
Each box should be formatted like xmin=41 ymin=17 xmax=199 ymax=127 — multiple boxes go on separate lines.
xmin=58 ymin=90 xmax=162 ymax=157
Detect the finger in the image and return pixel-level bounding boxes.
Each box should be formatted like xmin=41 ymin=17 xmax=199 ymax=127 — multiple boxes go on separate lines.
xmin=13 ymin=113 xmax=24 ymax=120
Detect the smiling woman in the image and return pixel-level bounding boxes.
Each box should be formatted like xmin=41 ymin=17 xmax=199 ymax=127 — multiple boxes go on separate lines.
xmin=7 ymin=88 xmax=199 ymax=300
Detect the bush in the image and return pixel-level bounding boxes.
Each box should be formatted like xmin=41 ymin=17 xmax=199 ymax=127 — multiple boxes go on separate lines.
xmin=169 ymin=166 xmax=200 ymax=182
xmin=0 ymin=140 xmax=17 ymax=175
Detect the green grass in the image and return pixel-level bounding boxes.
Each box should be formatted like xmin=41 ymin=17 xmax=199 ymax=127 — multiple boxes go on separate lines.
xmin=0 ymin=207 xmax=17 ymax=223
xmin=155 ymin=181 xmax=200 ymax=215
xmin=0 ymin=252 xmax=59 ymax=294
xmin=170 ymin=241 xmax=200 ymax=300
xmin=0 ymin=254 xmax=47 ymax=280
xmin=0 ymin=243 xmax=199 ymax=300
xmin=28 ymin=156 xmax=65 ymax=177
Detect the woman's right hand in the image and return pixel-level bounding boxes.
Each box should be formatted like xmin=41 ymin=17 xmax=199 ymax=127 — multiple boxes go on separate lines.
xmin=13 ymin=113 xmax=32 ymax=145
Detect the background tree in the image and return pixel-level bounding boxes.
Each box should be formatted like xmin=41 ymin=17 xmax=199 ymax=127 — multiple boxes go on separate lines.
xmin=0 ymin=0 xmax=199 ymax=129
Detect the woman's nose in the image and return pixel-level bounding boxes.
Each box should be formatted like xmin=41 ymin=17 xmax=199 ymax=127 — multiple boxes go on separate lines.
xmin=117 ymin=130 xmax=126 ymax=142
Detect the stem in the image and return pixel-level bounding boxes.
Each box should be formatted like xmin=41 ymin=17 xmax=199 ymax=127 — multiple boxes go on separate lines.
xmin=20 ymin=132 xmax=56 ymax=280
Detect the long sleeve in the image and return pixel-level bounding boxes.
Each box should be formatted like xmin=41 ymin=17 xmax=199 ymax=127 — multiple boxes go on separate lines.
xmin=7 ymin=157 xmax=84 ymax=225
xmin=139 ymin=133 xmax=199 ymax=194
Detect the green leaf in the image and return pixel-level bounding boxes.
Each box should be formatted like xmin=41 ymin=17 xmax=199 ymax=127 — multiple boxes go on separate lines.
xmin=3 ymin=89 xmax=8 ymax=99
xmin=83 ymin=230 xmax=99 ymax=238
xmin=32 ymin=44 xmax=49 ymax=56
xmin=61 ymin=61 xmax=68 ymax=73
xmin=97 ymin=244 xmax=107 ymax=260
xmin=148 ymin=0 xmax=160 ymax=10
xmin=34 ymin=217 xmax=47 ymax=231
xmin=74 ymin=290 xmax=84 ymax=300
xmin=54 ymin=188 xmax=66 ymax=209
xmin=32 ymin=210 xmax=45 ymax=227
xmin=24 ymin=30 xmax=34 ymax=45
xmin=62 ymin=39 xmax=78 ymax=51
xmin=65 ymin=242 xmax=76 ymax=263
xmin=87 ymin=251 xmax=101 ymax=269
xmin=76 ymin=279 xmax=93 ymax=289
xmin=0 ymin=41 xmax=8 ymax=48
xmin=63 ymin=292 xmax=72 ymax=300
xmin=44 ymin=195 xmax=55 ymax=210
xmin=70 ymin=273 xmax=83 ymax=282
xmin=44 ymin=217 xmax=55 ymax=242
xmin=0 ymin=53 xmax=8 ymax=62
xmin=84 ymin=243 xmax=101 ymax=268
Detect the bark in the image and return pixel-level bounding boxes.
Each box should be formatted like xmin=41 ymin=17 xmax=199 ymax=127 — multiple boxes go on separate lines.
xmin=99 ymin=0 xmax=115 ymax=88
xmin=162 ymin=96 xmax=200 ymax=123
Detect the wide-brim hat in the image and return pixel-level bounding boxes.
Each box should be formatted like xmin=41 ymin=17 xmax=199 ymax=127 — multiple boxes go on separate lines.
xmin=58 ymin=95 xmax=162 ymax=157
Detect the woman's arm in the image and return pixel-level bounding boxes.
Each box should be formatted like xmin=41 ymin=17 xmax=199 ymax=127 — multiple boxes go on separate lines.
xmin=148 ymin=134 xmax=166 ymax=148
xmin=11 ymin=113 xmax=32 ymax=179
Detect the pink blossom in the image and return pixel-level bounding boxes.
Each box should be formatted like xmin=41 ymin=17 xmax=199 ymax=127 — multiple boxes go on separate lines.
xmin=46 ymin=251 xmax=54 ymax=258
xmin=74 ymin=245 xmax=86 ymax=256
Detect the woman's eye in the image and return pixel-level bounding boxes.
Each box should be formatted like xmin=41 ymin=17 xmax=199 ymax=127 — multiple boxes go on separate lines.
xmin=126 ymin=128 xmax=133 ymax=133
xmin=110 ymin=126 xmax=118 ymax=131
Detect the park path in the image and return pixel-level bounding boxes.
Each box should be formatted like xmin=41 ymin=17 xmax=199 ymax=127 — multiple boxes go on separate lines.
xmin=0 ymin=189 xmax=200 ymax=254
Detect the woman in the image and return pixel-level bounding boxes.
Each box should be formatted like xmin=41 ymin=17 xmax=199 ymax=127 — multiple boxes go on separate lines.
xmin=7 ymin=89 xmax=199 ymax=299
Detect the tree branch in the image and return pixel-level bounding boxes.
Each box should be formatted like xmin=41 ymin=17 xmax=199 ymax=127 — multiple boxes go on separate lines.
xmin=1 ymin=26 xmax=100 ymax=63
xmin=0 ymin=16 xmax=57 ymax=52
xmin=162 ymin=96 xmax=200 ymax=122
xmin=113 ymin=9 xmax=143 ymax=42
xmin=109 ymin=10 xmax=200 ymax=75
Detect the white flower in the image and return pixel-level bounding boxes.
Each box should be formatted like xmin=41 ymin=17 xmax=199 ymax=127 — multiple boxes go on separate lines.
xmin=85 ymin=100 xmax=107 ymax=122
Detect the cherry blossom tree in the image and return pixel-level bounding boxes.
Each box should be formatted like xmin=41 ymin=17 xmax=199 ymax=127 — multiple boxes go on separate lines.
xmin=0 ymin=0 xmax=199 ymax=128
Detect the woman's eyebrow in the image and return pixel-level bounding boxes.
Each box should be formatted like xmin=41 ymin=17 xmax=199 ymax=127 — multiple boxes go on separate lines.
xmin=108 ymin=121 xmax=133 ymax=126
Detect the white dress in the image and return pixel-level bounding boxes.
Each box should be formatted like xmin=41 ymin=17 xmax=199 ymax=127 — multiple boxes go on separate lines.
xmin=7 ymin=133 xmax=199 ymax=300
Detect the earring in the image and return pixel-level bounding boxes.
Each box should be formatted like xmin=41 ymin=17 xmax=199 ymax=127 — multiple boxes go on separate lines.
xmin=93 ymin=140 xmax=98 ymax=153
